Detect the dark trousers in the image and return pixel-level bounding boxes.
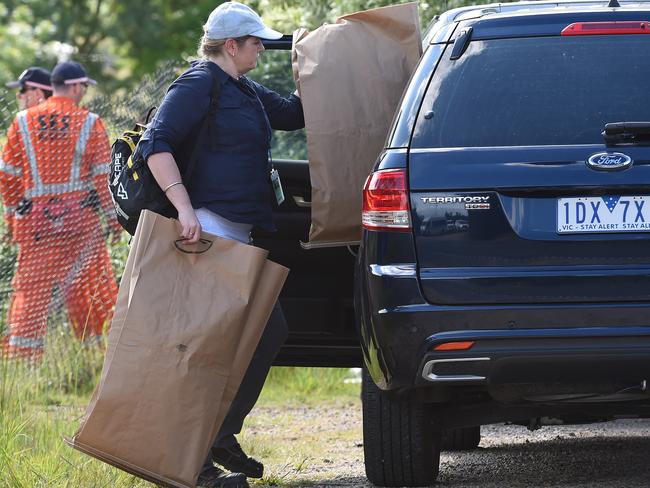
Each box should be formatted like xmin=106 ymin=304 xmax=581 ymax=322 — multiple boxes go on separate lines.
xmin=203 ymin=300 xmax=288 ymax=471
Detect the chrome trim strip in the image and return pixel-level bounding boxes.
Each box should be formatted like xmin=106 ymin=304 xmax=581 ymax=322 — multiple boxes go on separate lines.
xmin=300 ymin=240 xmax=361 ymax=249
xmin=422 ymin=357 xmax=491 ymax=382
xmin=370 ymin=264 xmax=417 ymax=277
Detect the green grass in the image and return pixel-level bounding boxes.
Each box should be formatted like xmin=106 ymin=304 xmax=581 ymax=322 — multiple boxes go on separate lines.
xmin=0 ymin=331 xmax=361 ymax=487
xmin=259 ymin=367 xmax=360 ymax=406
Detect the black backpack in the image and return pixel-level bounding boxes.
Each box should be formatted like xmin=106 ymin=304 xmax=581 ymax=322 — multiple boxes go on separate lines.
xmin=109 ymin=68 xmax=221 ymax=235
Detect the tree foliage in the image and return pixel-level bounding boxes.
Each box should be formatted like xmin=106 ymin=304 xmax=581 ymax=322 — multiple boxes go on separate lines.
xmin=1 ymin=0 xmax=498 ymax=157
xmin=0 ymin=0 xmax=226 ymax=90
xmin=0 ymin=0 xmax=497 ymax=88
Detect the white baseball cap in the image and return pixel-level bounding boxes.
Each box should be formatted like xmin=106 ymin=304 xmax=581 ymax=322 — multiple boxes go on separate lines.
xmin=204 ymin=2 xmax=282 ymax=40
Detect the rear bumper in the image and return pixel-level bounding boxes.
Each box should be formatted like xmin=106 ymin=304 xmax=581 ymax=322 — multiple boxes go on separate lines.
xmin=356 ymin=229 xmax=650 ymax=391
xmin=418 ymin=327 xmax=650 ymax=386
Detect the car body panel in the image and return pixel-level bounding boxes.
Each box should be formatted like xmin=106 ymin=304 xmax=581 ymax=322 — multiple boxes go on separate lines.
xmin=356 ymin=5 xmax=650 ymax=404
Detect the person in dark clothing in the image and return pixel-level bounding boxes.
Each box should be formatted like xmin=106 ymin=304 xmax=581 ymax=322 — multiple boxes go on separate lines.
xmin=138 ymin=3 xmax=304 ymax=488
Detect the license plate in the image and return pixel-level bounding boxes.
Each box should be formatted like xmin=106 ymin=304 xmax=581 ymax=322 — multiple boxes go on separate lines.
xmin=557 ymin=196 xmax=650 ymax=234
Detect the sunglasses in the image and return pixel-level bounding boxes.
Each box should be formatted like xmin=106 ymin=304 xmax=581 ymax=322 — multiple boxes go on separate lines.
xmin=18 ymin=86 xmax=37 ymax=94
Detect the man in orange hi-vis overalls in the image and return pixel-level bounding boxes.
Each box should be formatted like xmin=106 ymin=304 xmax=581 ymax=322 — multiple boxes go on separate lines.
xmin=0 ymin=61 xmax=121 ymax=360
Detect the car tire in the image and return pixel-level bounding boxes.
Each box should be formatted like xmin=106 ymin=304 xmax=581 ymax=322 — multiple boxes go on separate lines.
xmin=442 ymin=426 xmax=481 ymax=451
xmin=362 ymin=367 xmax=441 ymax=487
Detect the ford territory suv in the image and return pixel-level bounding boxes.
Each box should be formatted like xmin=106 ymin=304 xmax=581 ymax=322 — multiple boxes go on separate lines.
xmin=352 ymin=1 xmax=650 ymax=485
xmin=260 ymin=1 xmax=650 ymax=485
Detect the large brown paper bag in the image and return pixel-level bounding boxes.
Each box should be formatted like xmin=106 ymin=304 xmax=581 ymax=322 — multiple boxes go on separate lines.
xmin=75 ymin=211 xmax=152 ymax=427
xmin=76 ymin=230 xmax=137 ymax=424
xmin=67 ymin=210 xmax=288 ymax=488
xmin=208 ymin=258 xmax=287 ymax=445
xmin=85 ymin=208 xmax=151 ymax=408
xmin=291 ymin=27 xmax=309 ymax=95
xmin=293 ymin=3 xmax=422 ymax=247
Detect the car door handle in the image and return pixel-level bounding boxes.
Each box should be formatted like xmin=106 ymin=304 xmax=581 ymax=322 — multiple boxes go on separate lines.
xmin=293 ymin=195 xmax=311 ymax=208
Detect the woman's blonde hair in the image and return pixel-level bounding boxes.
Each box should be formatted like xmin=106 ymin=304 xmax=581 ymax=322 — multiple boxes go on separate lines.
xmin=198 ymin=35 xmax=251 ymax=59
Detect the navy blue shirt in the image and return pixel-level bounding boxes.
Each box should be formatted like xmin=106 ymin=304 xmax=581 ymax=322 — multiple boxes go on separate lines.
xmin=139 ymin=60 xmax=304 ymax=231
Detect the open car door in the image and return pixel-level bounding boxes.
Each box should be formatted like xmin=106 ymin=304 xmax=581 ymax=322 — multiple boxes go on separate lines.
xmin=254 ymin=36 xmax=359 ymax=367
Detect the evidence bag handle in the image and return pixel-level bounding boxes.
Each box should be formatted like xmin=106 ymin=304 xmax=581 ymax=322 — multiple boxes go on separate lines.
xmin=173 ymin=238 xmax=213 ymax=254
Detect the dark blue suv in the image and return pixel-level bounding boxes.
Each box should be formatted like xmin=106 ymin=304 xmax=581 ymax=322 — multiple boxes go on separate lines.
xmin=355 ymin=1 xmax=650 ymax=485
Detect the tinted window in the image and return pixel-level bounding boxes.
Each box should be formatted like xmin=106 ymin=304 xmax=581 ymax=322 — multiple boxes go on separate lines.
xmin=412 ymin=35 xmax=650 ymax=148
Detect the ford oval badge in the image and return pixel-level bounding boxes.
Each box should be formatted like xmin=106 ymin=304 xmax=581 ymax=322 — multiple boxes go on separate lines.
xmin=586 ymin=152 xmax=633 ymax=171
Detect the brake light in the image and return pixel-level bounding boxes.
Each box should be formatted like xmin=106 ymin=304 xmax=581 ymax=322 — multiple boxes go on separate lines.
xmin=433 ymin=341 xmax=475 ymax=351
xmin=561 ymin=21 xmax=650 ymax=36
xmin=362 ymin=169 xmax=411 ymax=232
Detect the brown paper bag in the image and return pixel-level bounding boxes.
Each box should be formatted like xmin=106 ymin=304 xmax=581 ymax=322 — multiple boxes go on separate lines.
xmin=77 ymin=235 xmax=136 ymax=424
xmin=91 ymin=208 xmax=151 ymax=396
xmin=209 ymin=258 xmax=287 ymax=445
xmin=293 ymin=3 xmax=422 ymax=247
xmin=68 ymin=210 xmax=288 ymax=488
xmin=291 ymin=27 xmax=310 ymax=97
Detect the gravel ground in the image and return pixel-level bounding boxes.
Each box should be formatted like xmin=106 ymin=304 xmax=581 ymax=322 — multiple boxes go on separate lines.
xmin=246 ymin=403 xmax=650 ymax=488
xmin=438 ymin=420 xmax=650 ymax=488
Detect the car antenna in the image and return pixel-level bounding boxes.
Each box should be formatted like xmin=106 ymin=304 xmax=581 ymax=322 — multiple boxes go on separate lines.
xmin=608 ymin=0 xmax=621 ymax=7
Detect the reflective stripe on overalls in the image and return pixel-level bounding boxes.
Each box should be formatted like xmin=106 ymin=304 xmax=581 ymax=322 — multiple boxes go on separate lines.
xmin=90 ymin=162 xmax=110 ymax=177
xmin=8 ymin=336 xmax=44 ymax=349
xmin=15 ymin=111 xmax=98 ymax=198
xmin=0 ymin=157 xmax=23 ymax=178
xmin=0 ymin=129 xmax=24 ymax=219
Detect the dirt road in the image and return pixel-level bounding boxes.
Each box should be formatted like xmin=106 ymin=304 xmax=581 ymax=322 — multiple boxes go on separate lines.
xmin=246 ymin=402 xmax=650 ymax=487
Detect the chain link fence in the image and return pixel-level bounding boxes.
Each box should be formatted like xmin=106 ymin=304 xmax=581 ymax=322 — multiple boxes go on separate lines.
xmin=0 ymin=51 xmax=304 ymax=381
xmin=0 ymin=61 xmax=186 ymax=369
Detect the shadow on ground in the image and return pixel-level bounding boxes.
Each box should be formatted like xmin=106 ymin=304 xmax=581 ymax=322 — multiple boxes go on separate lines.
xmin=438 ymin=432 xmax=650 ymax=487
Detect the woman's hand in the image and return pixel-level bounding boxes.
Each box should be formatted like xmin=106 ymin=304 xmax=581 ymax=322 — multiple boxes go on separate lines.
xmin=146 ymin=152 xmax=202 ymax=243
xmin=177 ymin=206 xmax=202 ymax=244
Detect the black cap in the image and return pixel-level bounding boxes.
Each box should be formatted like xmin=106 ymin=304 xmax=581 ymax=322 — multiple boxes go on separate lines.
xmin=51 ymin=61 xmax=97 ymax=86
xmin=6 ymin=67 xmax=52 ymax=91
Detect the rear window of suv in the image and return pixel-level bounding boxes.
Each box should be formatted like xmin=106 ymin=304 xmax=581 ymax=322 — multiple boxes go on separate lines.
xmin=412 ymin=35 xmax=650 ymax=148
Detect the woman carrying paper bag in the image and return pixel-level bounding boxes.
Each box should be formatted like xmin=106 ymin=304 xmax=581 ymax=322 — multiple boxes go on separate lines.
xmin=138 ymin=4 xmax=304 ymax=487
xmin=71 ymin=3 xmax=303 ymax=488
xmin=70 ymin=210 xmax=289 ymax=488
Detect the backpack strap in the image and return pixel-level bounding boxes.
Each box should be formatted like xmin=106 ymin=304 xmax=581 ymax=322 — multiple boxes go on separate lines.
xmin=182 ymin=68 xmax=221 ymax=184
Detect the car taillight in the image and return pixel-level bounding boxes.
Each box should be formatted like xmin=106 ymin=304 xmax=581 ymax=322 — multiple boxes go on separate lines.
xmin=362 ymin=169 xmax=411 ymax=232
xmin=561 ymin=21 xmax=650 ymax=36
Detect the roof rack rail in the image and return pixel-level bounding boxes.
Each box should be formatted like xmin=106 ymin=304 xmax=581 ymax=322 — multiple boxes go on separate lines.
xmin=423 ymin=0 xmax=650 ymax=45
xmin=458 ymin=0 xmax=650 ymax=22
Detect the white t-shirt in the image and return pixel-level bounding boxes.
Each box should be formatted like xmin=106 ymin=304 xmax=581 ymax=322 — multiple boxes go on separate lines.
xmin=195 ymin=207 xmax=252 ymax=244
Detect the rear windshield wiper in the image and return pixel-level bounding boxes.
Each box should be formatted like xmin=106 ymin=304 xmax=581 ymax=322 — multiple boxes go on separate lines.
xmin=602 ymin=121 xmax=650 ymax=145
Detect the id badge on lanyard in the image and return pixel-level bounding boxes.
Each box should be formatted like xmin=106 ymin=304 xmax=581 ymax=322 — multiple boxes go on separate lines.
xmin=271 ymin=169 xmax=284 ymax=205
xmin=268 ymin=149 xmax=284 ymax=205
